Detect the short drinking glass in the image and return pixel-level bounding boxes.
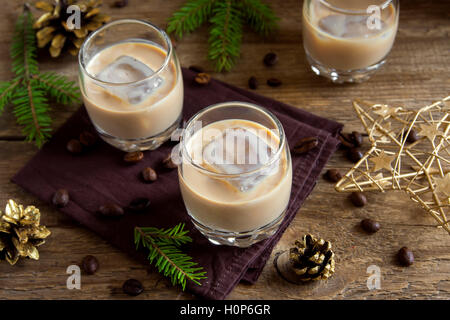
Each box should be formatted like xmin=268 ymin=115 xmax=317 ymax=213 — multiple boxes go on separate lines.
xmin=178 ymin=102 xmax=293 ymax=248
xmin=79 ymin=19 xmax=183 ymax=151
xmin=302 ymin=0 xmax=399 ymax=83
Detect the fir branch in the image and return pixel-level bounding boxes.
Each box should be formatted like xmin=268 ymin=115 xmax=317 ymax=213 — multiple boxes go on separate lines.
xmin=208 ymin=0 xmax=243 ymax=72
xmin=135 ymin=224 xmax=207 ymax=291
xmin=240 ymin=0 xmax=279 ymax=36
xmin=0 ymin=6 xmax=82 ymax=148
xmin=33 ymin=72 xmax=81 ymax=105
xmin=0 ymin=80 xmax=20 ymax=114
xmin=12 ymin=79 xmax=51 ymax=147
xmin=167 ymin=0 xmax=216 ymax=38
xmin=166 ymin=0 xmax=279 ymax=72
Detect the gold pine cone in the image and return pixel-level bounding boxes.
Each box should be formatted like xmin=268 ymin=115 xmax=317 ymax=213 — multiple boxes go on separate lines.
xmin=0 ymin=200 xmax=51 ymax=265
xmin=289 ymin=234 xmax=335 ymax=281
xmin=34 ymin=0 xmax=111 ymax=58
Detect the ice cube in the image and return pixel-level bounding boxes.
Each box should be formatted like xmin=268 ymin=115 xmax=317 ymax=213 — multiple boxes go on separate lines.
xmin=319 ymin=15 xmax=382 ymax=38
xmin=202 ymin=127 xmax=278 ymax=191
xmin=96 ymin=55 xmax=163 ymax=104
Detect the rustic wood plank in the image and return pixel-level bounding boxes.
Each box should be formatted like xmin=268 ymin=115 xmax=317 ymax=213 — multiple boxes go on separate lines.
xmin=0 ymin=0 xmax=449 ymax=300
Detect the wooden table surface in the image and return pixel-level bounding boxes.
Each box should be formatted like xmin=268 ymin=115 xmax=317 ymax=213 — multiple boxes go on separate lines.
xmin=0 ymin=0 xmax=449 ymax=300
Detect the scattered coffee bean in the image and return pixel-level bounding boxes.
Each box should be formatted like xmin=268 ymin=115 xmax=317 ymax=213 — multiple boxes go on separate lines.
xmin=82 ymin=255 xmax=99 ymax=275
xmin=406 ymin=129 xmax=419 ymax=143
xmin=349 ymin=192 xmax=367 ymax=207
xmin=67 ymin=139 xmax=83 ymax=154
xmin=292 ymin=137 xmax=318 ymax=155
xmin=79 ymin=131 xmax=97 ymax=147
xmin=248 ymin=76 xmax=258 ymax=90
xmin=126 ymin=198 xmax=151 ymax=213
xmin=339 ymin=132 xmax=363 ymax=149
xmin=397 ymin=247 xmax=414 ymax=266
xmin=122 ymin=279 xmax=144 ymax=296
xmin=360 ymin=218 xmax=380 ymax=233
xmin=124 ymin=151 xmax=144 ymax=163
xmin=113 ymin=0 xmax=128 ymax=8
xmin=339 ymin=133 xmax=355 ymax=149
xmin=188 ymin=65 xmax=204 ymax=73
xmin=141 ymin=167 xmax=157 ymax=182
xmin=194 ymin=72 xmax=211 ymax=85
xmin=52 ymin=189 xmax=70 ymax=207
xmin=347 ymin=148 xmax=363 ymax=163
xmin=98 ymin=203 xmax=124 ymax=217
xmin=263 ymin=52 xmax=278 ymax=66
xmin=267 ymin=78 xmax=282 ymax=87
xmin=162 ymin=153 xmax=178 ymax=169
xmin=352 ymin=131 xmax=363 ymax=147
xmin=324 ymin=169 xmax=342 ymax=182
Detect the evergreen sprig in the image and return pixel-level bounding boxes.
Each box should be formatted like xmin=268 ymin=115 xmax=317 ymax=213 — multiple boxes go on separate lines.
xmin=134 ymin=223 xmax=207 ymax=291
xmin=167 ymin=0 xmax=279 ymax=72
xmin=0 ymin=5 xmax=81 ymax=147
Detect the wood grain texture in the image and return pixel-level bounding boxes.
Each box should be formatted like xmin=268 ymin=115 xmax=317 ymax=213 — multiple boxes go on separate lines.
xmin=0 ymin=0 xmax=448 ymax=300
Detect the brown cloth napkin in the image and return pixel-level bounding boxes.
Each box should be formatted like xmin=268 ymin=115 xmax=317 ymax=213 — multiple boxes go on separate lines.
xmin=12 ymin=68 xmax=342 ymax=299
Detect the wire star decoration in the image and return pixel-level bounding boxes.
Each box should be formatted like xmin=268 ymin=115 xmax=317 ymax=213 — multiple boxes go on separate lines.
xmin=335 ymin=96 xmax=450 ymax=235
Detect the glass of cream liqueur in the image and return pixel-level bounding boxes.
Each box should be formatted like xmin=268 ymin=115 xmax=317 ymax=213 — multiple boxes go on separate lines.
xmin=79 ymin=19 xmax=183 ymax=151
xmin=303 ymin=0 xmax=399 ymax=83
xmin=178 ymin=102 xmax=293 ymax=247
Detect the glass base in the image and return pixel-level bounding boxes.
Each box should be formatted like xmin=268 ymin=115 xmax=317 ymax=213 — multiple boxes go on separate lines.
xmin=306 ymin=52 xmax=386 ymax=83
xmin=189 ymin=208 xmax=287 ymax=248
xmin=94 ymin=115 xmax=182 ymax=152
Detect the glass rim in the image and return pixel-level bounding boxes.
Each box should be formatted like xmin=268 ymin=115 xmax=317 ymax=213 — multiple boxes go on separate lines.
xmin=180 ymin=101 xmax=287 ymax=179
xmin=318 ymin=0 xmax=395 ymax=14
xmin=78 ymin=19 xmax=173 ymax=87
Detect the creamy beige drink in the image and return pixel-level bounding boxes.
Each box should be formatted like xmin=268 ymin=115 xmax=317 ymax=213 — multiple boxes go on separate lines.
xmin=303 ymin=0 xmax=399 ymax=71
xmin=179 ymin=119 xmax=292 ymax=233
xmin=82 ymin=41 xmax=183 ymax=141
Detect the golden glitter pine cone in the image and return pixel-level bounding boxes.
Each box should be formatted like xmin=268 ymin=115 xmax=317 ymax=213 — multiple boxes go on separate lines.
xmin=289 ymin=234 xmax=335 ymax=281
xmin=0 ymin=200 xmax=51 ymax=265
xmin=34 ymin=0 xmax=110 ymax=57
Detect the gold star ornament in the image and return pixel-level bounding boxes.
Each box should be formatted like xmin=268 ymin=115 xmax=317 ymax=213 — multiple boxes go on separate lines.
xmin=336 ymin=96 xmax=450 ymax=235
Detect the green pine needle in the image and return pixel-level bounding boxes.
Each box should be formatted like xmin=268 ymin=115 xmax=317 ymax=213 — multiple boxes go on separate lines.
xmin=134 ymin=223 xmax=207 ymax=291
xmin=167 ymin=0 xmax=279 ymax=72
xmin=0 ymin=5 xmax=81 ymax=148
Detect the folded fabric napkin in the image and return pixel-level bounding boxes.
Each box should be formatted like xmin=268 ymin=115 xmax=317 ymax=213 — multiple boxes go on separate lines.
xmin=12 ymin=68 xmax=342 ymax=299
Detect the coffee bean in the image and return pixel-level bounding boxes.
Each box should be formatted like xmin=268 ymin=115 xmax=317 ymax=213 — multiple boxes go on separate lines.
xmin=352 ymin=131 xmax=363 ymax=147
xmin=347 ymin=148 xmax=363 ymax=163
xmin=98 ymin=203 xmax=124 ymax=217
xmin=188 ymin=65 xmax=204 ymax=73
xmin=122 ymin=279 xmax=144 ymax=296
xmin=79 ymin=131 xmax=97 ymax=147
xmin=126 ymin=198 xmax=151 ymax=213
xmin=360 ymin=218 xmax=380 ymax=233
xmin=349 ymin=192 xmax=367 ymax=207
xmin=141 ymin=167 xmax=157 ymax=182
xmin=292 ymin=137 xmax=318 ymax=155
xmin=339 ymin=133 xmax=355 ymax=149
xmin=194 ymin=73 xmax=211 ymax=85
xmin=263 ymin=52 xmax=278 ymax=66
xmin=113 ymin=0 xmax=128 ymax=7
xmin=406 ymin=129 xmax=419 ymax=143
xmin=397 ymin=247 xmax=414 ymax=266
xmin=82 ymin=255 xmax=99 ymax=275
xmin=248 ymin=76 xmax=258 ymax=90
xmin=67 ymin=139 xmax=83 ymax=154
xmin=162 ymin=153 xmax=178 ymax=169
xmin=324 ymin=169 xmax=342 ymax=182
xmin=124 ymin=151 xmax=144 ymax=163
xmin=267 ymin=78 xmax=282 ymax=87
xmin=52 ymin=189 xmax=69 ymax=207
